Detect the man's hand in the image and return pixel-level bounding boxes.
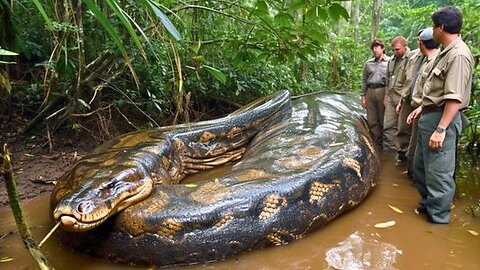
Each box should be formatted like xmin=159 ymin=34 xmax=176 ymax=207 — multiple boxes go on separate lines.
xmin=395 ymin=101 xmax=402 ymax=114
xmin=407 ymin=106 xmax=422 ymax=125
xmin=429 ymin=129 xmax=446 ymax=150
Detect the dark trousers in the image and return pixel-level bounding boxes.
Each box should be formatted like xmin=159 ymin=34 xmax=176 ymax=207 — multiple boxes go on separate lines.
xmin=407 ymin=114 xmax=419 ymax=177
xmin=365 ymin=87 xmax=385 ymax=147
xmin=413 ymin=110 xmax=462 ymax=223
xmin=398 ymin=99 xmax=414 ymax=153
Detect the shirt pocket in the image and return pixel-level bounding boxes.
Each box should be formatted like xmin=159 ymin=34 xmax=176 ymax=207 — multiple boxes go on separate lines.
xmin=424 ymin=67 xmax=444 ymax=96
xmin=430 ymin=67 xmax=445 ymax=92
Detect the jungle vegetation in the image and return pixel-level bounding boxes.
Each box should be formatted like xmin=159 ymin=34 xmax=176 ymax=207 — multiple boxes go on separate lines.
xmin=0 ymin=0 xmax=479 ymax=149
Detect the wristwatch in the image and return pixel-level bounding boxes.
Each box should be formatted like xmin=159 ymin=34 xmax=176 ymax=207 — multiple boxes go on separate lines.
xmin=435 ymin=126 xmax=446 ymax=133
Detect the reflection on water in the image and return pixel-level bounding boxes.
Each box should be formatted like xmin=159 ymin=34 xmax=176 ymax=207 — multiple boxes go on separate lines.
xmin=456 ymin=149 xmax=480 ymax=202
xmin=1 ymin=152 xmax=479 ymax=269
xmin=325 ymin=232 xmax=401 ymax=270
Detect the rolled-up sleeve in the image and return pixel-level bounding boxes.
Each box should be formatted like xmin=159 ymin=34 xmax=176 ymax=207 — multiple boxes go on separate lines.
xmin=443 ymin=55 xmax=473 ymax=105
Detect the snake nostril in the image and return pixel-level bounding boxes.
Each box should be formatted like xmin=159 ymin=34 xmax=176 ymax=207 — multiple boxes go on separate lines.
xmin=77 ymin=201 xmax=94 ymax=214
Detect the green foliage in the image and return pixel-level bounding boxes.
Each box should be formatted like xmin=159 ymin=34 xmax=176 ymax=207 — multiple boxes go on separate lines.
xmin=129 ymin=43 xmax=173 ymax=118
xmin=0 ymin=47 xmax=18 ymax=59
xmin=145 ymin=0 xmax=183 ymax=41
xmin=0 ymin=0 xmax=477 ymax=148
xmin=381 ymin=2 xmax=437 ymax=47
xmin=203 ymin=65 xmax=226 ymax=84
xmin=30 ymin=0 xmax=53 ymax=30
xmin=457 ymin=0 xmax=480 ymax=148
xmin=0 ymin=47 xmax=18 ymax=94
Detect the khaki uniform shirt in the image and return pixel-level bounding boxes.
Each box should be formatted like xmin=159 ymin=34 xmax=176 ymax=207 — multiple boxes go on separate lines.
xmin=386 ymin=48 xmax=410 ymax=105
xmin=421 ymin=37 xmax=474 ymax=109
xmin=399 ymin=48 xmax=424 ymax=100
xmin=361 ymin=55 xmax=389 ymax=96
xmin=411 ymin=50 xmax=440 ymax=107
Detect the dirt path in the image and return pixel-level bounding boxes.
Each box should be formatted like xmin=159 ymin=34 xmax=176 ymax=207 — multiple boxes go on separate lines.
xmin=0 ymin=115 xmax=97 ymax=208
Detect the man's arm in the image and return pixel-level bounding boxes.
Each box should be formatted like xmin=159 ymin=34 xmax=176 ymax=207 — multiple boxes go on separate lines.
xmin=361 ymin=63 xmax=369 ymax=109
xmin=361 ymin=63 xmax=368 ymax=96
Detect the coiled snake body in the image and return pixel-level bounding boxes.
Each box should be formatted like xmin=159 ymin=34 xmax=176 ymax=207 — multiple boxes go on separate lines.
xmin=51 ymin=91 xmax=379 ymax=267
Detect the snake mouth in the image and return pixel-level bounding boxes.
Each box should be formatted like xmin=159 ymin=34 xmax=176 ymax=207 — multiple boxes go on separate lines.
xmin=58 ymin=214 xmax=109 ymax=232
xmin=55 ymin=183 xmax=153 ymax=232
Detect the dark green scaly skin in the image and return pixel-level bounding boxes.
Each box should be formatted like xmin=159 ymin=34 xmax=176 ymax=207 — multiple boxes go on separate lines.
xmin=53 ymin=92 xmax=379 ymax=267
xmin=50 ymin=90 xmax=291 ymax=232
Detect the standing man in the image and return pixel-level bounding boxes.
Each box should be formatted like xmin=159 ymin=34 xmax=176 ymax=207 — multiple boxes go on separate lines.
xmin=384 ymin=36 xmax=409 ymax=157
xmin=404 ymin=28 xmax=440 ymax=178
xmin=396 ymin=32 xmax=424 ymax=173
xmin=361 ymin=39 xmax=389 ymax=149
xmin=407 ymin=7 xmax=473 ymax=224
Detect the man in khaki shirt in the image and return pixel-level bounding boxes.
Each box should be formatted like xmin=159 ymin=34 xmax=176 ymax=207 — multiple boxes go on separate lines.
xmin=384 ymin=36 xmax=409 ymax=156
xmin=395 ymin=34 xmax=424 ymax=171
xmin=407 ymin=7 xmax=474 ymax=224
xmin=361 ymin=39 xmax=389 ymax=148
xmin=402 ymin=28 xmax=439 ymax=178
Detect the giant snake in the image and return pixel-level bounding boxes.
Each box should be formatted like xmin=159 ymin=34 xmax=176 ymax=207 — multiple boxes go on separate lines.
xmin=50 ymin=91 xmax=379 ymax=267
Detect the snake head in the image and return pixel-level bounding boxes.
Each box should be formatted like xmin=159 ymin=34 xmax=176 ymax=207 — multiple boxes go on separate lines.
xmin=51 ymin=167 xmax=154 ymax=232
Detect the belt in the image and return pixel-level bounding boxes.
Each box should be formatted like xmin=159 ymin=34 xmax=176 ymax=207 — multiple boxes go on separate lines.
xmin=422 ymin=105 xmax=444 ymax=114
xmin=367 ymin=83 xmax=385 ymax=89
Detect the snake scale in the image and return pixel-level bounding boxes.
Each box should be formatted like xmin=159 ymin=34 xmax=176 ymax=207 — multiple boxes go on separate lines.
xmin=50 ymin=91 xmax=379 ymax=267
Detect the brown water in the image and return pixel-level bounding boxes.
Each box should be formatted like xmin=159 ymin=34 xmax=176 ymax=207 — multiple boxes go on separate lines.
xmin=1 ymin=152 xmax=479 ymax=270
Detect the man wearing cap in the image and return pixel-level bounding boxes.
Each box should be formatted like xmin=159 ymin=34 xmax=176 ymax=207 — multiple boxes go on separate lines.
xmin=407 ymin=6 xmax=473 ymax=224
xmin=384 ymin=36 xmax=410 ymax=157
xmin=408 ymin=28 xmax=440 ymax=117
xmin=395 ymin=31 xmax=425 ymax=175
xmin=361 ymin=39 xmax=389 ymax=148
xmin=399 ymin=28 xmax=440 ymax=178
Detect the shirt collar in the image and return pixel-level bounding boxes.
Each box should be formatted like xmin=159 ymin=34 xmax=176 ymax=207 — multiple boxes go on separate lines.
xmin=426 ymin=49 xmax=439 ymax=62
xmin=439 ymin=36 xmax=462 ymax=56
xmin=376 ymin=54 xmax=388 ymax=61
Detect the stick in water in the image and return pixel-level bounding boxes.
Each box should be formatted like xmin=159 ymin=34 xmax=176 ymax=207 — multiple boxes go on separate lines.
xmin=39 ymin=222 xmax=61 ymax=248
xmin=2 ymin=144 xmax=55 ymax=270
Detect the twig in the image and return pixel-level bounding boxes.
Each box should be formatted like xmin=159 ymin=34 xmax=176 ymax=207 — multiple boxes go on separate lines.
xmin=38 ymin=222 xmax=61 ymax=248
xmin=107 ymin=82 xmax=160 ymax=127
xmin=115 ymin=106 xmax=140 ymax=130
xmin=70 ymin=104 xmax=113 ymax=117
xmin=0 ymin=232 xmax=12 ymax=241
xmin=2 ymin=144 xmax=55 ymax=270
xmin=46 ymin=122 xmax=53 ymax=154
xmin=30 ymin=178 xmax=56 ymax=185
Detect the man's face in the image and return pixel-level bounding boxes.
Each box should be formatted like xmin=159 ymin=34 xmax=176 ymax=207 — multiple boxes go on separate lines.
xmin=391 ymin=42 xmax=407 ymax=58
xmin=419 ymin=41 xmax=427 ymax=56
xmin=432 ymin=22 xmax=442 ymax=43
xmin=372 ymin=45 xmax=384 ymax=59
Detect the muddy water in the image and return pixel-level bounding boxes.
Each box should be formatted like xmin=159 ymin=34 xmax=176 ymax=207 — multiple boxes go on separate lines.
xmin=1 ymin=152 xmax=479 ymax=269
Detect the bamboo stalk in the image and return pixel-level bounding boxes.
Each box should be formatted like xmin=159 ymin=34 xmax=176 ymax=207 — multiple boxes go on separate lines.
xmin=2 ymin=144 xmax=55 ymax=270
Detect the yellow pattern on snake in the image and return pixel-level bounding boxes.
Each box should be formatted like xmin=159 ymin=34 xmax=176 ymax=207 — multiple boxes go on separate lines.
xmin=51 ymin=91 xmax=379 ymax=267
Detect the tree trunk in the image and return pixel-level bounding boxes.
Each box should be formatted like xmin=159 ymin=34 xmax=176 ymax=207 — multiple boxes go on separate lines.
xmin=339 ymin=1 xmax=351 ymax=37
xmin=371 ymin=0 xmax=382 ymax=40
xmin=353 ymin=0 xmax=360 ymax=46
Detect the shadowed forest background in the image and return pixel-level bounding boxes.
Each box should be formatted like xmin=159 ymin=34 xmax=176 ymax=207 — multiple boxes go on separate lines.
xmin=0 ymin=0 xmax=479 ymax=148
